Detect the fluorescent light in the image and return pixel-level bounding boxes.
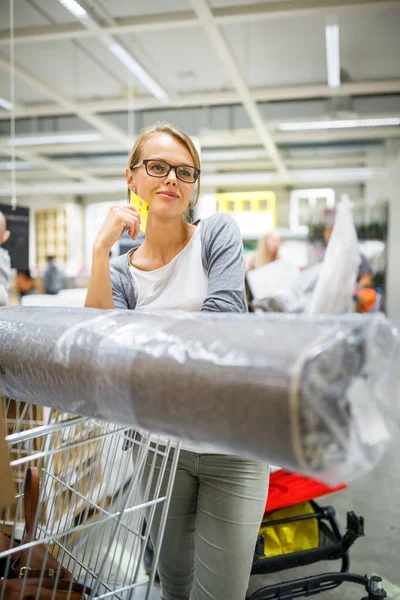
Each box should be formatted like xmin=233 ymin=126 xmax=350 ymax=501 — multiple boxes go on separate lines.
xmin=7 ymin=132 xmax=103 ymax=147
xmin=58 ymin=0 xmax=168 ymax=102
xmin=202 ymin=149 xmax=267 ymax=162
xmin=325 ymin=24 xmax=340 ymax=88
xmin=58 ymin=0 xmax=86 ymax=17
xmin=278 ymin=117 xmax=400 ymax=132
xmin=289 ymin=168 xmax=382 ymax=181
xmin=0 ymin=161 xmax=33 ymax=171
xmin=108 ymin=42 xmax=168 ymax=102
xmin=0 ymin=98 xmax=13 ymax=110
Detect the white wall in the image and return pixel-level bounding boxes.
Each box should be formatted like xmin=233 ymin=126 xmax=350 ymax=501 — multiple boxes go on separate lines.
xmin=84 ymin=200 xmax=125 ymax=269
xmin=386 ymin=152 xmax=400 ymax=327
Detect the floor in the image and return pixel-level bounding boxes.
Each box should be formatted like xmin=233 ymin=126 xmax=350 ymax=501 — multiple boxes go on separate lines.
xmin=133 ymin=434 xmax=400 ymax=600
xmin=248 ymin=433 xmax=400 ymax=600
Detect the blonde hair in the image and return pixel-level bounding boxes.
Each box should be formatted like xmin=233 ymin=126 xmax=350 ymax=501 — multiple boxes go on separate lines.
xmin=127 ymin=122 xmax=201 ymax=209
xmin=254 ymin=231 xmax=281 ymax=269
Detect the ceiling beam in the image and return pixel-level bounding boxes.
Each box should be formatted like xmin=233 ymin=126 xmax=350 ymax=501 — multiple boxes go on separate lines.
xmin=0 ymin=166 xmax=385 ymax=197
xmin=200 ymin=126 xmax=400 ymax=147
xmin=0 ymin=148 xmax=98 ymax=182
xmin=72 ymin=0 xmax=171 ymax=102
xmin=0 ymin=123 xmax=396 ymax=156
xmin=55 ymin=155 xmax=387 ymax=175
xmin=0 ymin=0 xmax=397 ymax=45
xmin=0 ymin=149 xmax=387 ymax=175
xmin=215 ymin=0 xmax=400 ymax=23
xmin=0 ymin=53 xmax=132 ymax=149
xmin=190 ymin=0 xmax=287 ymax=176
xmin=1 ymin=79 xmax=399 ymax=121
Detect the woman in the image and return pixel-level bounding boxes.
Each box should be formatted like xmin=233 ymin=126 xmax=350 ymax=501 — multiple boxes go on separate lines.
xmin=246 ymin=230 xmax=281 ymax=272
xmin=85 ymin=122 xmax=269 ymax=600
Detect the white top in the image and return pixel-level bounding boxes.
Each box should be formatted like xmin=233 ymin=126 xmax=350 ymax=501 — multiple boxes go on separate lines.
xmin=129 ymin=223 xmax=208 ymax=312
xmin=129 ymin=223 xmax=220 ymax=453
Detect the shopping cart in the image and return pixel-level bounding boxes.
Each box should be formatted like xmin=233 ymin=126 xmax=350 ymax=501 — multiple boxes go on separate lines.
xmin=248 ymin=469 xmax=387 ymax=600
xmin=1 ymin=397 xmax=180 ymax=600
xmin=1 ymin=399 xmax=389 ymax=600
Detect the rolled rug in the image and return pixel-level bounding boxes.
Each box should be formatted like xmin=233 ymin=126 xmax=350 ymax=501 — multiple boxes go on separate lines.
xmin=0 ymin=308 xmax=397 ymax=484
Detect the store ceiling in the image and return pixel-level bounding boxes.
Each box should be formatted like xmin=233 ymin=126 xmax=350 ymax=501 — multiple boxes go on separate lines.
xmin=0 ymin=0 xmax=399 ymax=196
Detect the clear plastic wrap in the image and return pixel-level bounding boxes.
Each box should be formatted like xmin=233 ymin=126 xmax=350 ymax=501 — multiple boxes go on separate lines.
xmin=252 ymin=263 xmax=322 ymax=313
xmin=251 ymin=201 xmax=360 ymax=315
xmin=0 ymin=307 xmax=398 ymax=484
xmin=309 ymin=200 xmax=360 ymax=315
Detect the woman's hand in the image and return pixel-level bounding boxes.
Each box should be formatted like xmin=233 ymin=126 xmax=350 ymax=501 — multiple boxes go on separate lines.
xmin=94 ymin=204 xmax=141 ymax=251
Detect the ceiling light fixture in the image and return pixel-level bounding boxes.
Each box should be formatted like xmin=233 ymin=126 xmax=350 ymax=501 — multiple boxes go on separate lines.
xmin=202 ymin=149 xmax=267 ymax=162
xmin=7 ymin=132 xmax=103 ymax=147
xmin=0 ymin=161 xmax=33 ymax=171
xmin=0 ymin=98 xmax=13 ymax=111
xmin=57 ymin=0 xmax=168 ymax=102
xmin=278 ymin=117 xmax=400 ymax=132
xmin=325 ymin=23 xmax=340 ymax=88
xmin=58 ymin=0 xmax=98 ymax=28
xmin=108 ymin=42 xmax=168 ymax=102
xmin=58 ymin=0 xmax=86 ymax=18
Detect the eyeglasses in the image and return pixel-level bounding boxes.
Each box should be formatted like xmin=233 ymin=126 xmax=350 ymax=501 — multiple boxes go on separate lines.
xmin=131 ymin=159 xmax=200 ymax=183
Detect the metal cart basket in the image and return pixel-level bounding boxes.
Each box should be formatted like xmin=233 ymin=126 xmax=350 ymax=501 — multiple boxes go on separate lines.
xmin=1 ymin=398 xmax=180 ymax=600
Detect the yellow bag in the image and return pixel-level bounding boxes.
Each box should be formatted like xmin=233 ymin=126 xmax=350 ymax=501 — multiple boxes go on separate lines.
xmin=259 ymin=502 xmax=319 ymax=558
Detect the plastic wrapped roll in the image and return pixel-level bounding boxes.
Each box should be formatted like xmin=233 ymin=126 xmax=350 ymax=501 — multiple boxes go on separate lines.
xmin=0 ymin=307 xmax=397 ymax=484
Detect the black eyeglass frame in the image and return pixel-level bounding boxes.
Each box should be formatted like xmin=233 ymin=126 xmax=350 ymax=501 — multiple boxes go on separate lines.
xmin=131 ymin=159 xmax=201 ymax=183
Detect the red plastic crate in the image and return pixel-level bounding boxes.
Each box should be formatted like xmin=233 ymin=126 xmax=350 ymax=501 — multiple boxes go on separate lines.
xmin=265 ymin=470 xmax=346 ymax=513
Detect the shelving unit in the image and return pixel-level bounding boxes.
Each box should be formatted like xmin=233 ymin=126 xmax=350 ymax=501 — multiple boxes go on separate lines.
xmin=216 ymin=191 xmax=277 ymax=239
xmin=33 ymin=203 xmax=84 ymax=277
xmin=35 ymin=208 xmax=68 ymax=269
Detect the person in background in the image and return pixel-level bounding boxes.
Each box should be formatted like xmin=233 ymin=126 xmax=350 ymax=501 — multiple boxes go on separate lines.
xmin=85 ymin=121 xmax=269 ymax=600
xmin=0 ymin=212 xmax=11 ymax=306
xmin=15 ymin=270 xmax=36 ymax=299
xmin=357 ymin=254 xmax=374 ymax=289
xmin=43 ymin=255 xmax=64 ymax=295
xmin=246 ymin=229 xmax=282 ymax=272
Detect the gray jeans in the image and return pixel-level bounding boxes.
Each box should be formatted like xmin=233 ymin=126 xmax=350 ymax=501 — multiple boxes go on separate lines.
xmin=134 ymin=447 xmax=269 ymax=600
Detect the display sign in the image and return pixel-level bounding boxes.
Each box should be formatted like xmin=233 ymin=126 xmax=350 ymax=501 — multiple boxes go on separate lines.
xmin=216 ymin=191 xmax=276 ymax=238
xmin=0 ymin=203 xmax=30 ymax=271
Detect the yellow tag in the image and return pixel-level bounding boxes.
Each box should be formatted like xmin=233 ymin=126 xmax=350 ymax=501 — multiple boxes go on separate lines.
xmin=130 ymin=191 xmax=149 ymax=233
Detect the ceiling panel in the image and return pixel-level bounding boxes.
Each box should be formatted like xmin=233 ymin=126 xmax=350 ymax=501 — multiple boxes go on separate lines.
xmin=21 ymin=0 xmax=83 ymax=24
xmin=103 ymin=0 xmax=191 ymax=19
xmin=338 ymin=6 xmax=400 ymax=80
xmin=73 ymin=37 xmax=153 ymax=97
xmin=0 ymin=63 xmax=53 ymax=104
xmin=131 ymin=28 xmax=232 ymax=94
xmin=8 ymin=40 xmax=126 ymax=101
xmin=221 ymin=17 xmax=327 ymax=88
xmin=0 ymin=0 xmax=48 ymax=29
xmin=209 ymin=0 xmax=282 ymax=6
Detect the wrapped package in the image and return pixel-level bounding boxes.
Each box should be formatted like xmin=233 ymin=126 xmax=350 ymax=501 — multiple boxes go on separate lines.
xmin=252 ymin=263 xmax=322 ymax=313
xmin=252 ymin=200 xmax=360 ymax=315
xmin=309 ymin=200 xmax=360 ymax=315
xmin=0 ymin=307 xmax=398 ymax=484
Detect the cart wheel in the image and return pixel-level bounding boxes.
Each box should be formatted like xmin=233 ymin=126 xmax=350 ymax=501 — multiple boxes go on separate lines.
xmin=361 ymin=576 xmax=387 ymax=599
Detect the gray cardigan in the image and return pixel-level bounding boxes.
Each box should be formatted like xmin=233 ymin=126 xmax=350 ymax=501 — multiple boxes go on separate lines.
xmin=109 ymin=212 xmax=247 ymax=313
